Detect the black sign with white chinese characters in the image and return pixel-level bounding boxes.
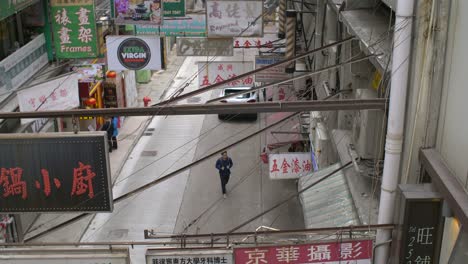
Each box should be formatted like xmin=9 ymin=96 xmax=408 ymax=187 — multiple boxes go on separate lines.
xmin=400 ymin=199 xmax=443 ymax=264
xmin=0 ymin=132 xmax=112 ymax=213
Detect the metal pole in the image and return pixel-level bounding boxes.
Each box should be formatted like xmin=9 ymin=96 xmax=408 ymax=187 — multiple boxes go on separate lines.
xmin=0 ymin=99 xmax=386 ymax=119
xmin=285 ymin=10 xmax=297 ymax=73
xmin=278 ymin=0 xmax=287 ymax=38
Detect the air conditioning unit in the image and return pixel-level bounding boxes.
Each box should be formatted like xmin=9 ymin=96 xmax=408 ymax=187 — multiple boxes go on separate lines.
xmin=352 ymin=89 xmax=385 ymax=159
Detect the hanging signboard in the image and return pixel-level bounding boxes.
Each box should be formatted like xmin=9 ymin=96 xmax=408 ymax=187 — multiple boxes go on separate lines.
xmin=51 ymin=0 xmax=98 ymax=59
xmin=0 ymin=132 xmax=113 ymax=213
xmin=114 ymin=0 xmax=163 ymax=25
xmin=206 ymin=0 xmax=263 ymax=37
xmin=107 ymin=36 xmax=162 ymax=71
xmin=163 ymin=0 xmax=185 ymax=17
xmin=197 ymin=61 xmax=253 ymax=88
xmin=0 ymin=248 xmax=129 ymax=264
xmin=70 ymin=64 xmax=105 ymax=83
xmin=17 ymin=74 xmax=80 ymax=124
xmin=269 ymin=152 xmax=312 ymax=179
xmin=0 ymin=0 xmax=37 ymax=21
xmin=177 ymin=37 xmax=233 ymax=56
xmin=146 ymin=248 xmax=233 ymax=264
xmin=255 ymin=56 xmax=289 ymax=83
xmin=136 ymin=14 xmax=206 ymax=36
xmin=234 ymin=240 xmax=373 ymax=264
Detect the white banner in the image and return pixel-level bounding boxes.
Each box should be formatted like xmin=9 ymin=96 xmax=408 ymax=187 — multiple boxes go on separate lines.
xmin=17 ymin=74 xmax=80 ymax=124
xmin=146 ymin=249 xmax=233 ymax=264
xmin=269 ymin=152 xmax=312 ymax=179
xmin=197 ymin=61 xmax=254 ymax=88
xmin=106 ymin=36 xmax=162 ymax=71
xmin=255 ymin=56 xmax=289 ymax=83
xmin=206 ymin=0 xmax=263 ymax=37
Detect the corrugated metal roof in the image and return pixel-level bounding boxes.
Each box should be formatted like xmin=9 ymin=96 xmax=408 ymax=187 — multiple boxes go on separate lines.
xmin=298 ymin=163 xmax=359 ymax=228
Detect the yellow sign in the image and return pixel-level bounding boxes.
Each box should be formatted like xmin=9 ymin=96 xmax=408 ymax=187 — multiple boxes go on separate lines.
xmin=372 ymin=70 xmax=382 ymax=90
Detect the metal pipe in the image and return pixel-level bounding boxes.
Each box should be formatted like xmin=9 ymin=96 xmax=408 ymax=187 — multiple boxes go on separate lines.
xmin=278 ymin=0 xmax=287 ymax=38
xmin=375 ymin=0 xmax=415 ymax=263
xmin=153 ymin=37 xmax=355 ymax=107
xmin=206 ymin=54 xmax=377 ymax=104
xmin=285 ymin=10 xmax=297 ymax=73
xmin=0 ymin=99 xmax=386 ymax=119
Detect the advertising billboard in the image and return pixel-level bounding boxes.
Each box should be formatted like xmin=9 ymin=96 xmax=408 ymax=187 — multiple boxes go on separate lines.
xmin=107 ymin=36 xmax=162 ymax=71
xmin=0 ymin=132 xmax=113 ymax=213
xmin=114 ymin=0 xmax=163 ymax=25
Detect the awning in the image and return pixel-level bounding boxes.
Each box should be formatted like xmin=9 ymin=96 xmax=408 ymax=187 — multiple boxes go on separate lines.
xmin=298 ymin=163 xmax=359 ymax=228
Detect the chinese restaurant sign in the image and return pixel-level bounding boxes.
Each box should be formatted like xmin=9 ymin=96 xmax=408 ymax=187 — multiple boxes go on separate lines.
xmin=197 ymin=61 xmax=253 ymax=88
xmin=255 ymin=56 xmax=288 ymax=83
xmin=0 ymin=132 xmax=113 ymax=213
xmin=269 ymin=152 xmax=312 ymax=179
xmin=206 ymin=0 xmax=263 ymax=37
xmin=51 ymin=0 xmax=98 ymax=59
xmin=177 ymin=38 xmax=233 ymax=56
xmin=107 ymin=36 xmax=162 ymax=71
xmin=234 ymin=240 xmax=373 ymax=264
xmin=114 ymin=0 xmax=163 ymax=25
xmin=0 ymin=0 xmax=37 ymax=20
xmin=163 ymin=0 xmax=185 ymax=17
xmin=136 ymin=14 xmax=206 ymax=36
xmin=146 ymin=249 xmax=233 ymax=264
xmin=17 ymin=74 xmax=80 ymax=124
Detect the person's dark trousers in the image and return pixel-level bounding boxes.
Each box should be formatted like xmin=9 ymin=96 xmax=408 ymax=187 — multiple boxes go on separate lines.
xmin=112 ymin=136 xmax=118 ymax=149
xmin=220 ymin=174 xmax=230 ymax=194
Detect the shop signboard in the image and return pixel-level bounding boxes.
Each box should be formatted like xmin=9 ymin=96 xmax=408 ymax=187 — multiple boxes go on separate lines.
xmin=0 ymin=132 xmax=113 ymax=213
xmin=70 ymin=64 xmax=105 ymax=83
xmin=255 ymin=56 xmax=288 ymax=83
xmin=17 ymin=73 xmax=80 ymax=124
xmin=0 ymin=248 xmax=129 ymax=263
xmin=135 ymin=14 xmax=206 ymax=36
xmin=197 ymin=61 xmax=253 ymax=88
xmin=0 ymin=33 xmax=48 ymax=92
xmin=234 ymin=34 xmax=284 ymax=54
xmin=177 ymin=37 xmax=233 ymax=56
xmin=274 ymin=84 xmax=294 ymax=101
xmin=234 ymin=240 xmax=373 ymax=264
xmin=51 ymin=0 xmax=98 ymax=59
xmin=206 ymin=0 xmax=263 ymax=37
xmin=114 ymin=0 xmax=163 ymax=25
xmin=0 ymin=0 xmax=37 ymax=20
xmin=268 ymin=152 xmax=313 ymax=179
xmin=163 ymin=0 xmax=185 ymax=17
xmin=146 ymin=248 xmax=233 ymax=264
xmin=107 ymin=36 xmax=162 ymax=71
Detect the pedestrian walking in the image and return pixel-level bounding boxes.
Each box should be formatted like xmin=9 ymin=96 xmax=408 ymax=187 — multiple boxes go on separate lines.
xmin=111 ymin=116 xmax=119 ymax=149
xmin=101 ymin=117 xmax=114 ymax=153
xmin=215 ymin=151 xmax=233 ymax=198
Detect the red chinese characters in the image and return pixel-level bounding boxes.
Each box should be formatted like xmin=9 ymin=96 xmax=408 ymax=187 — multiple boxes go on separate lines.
xmin=269 ymin=154 xmax=313 ymax=178
xmin=71 ymin=162 xmax=96 ymax=199
xmin=0 ymin=168 xmax=27 ymax=199
xmin=234 ymin=240 xmax=373 ymax=264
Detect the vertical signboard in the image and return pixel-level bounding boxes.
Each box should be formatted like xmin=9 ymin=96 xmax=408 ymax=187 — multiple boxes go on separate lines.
xmin=51 ymin=0 xmax=98 ymax=58
xmin=114 ymin=0 xmax=163 ymax=25
xmin=206 ymin=0 xmax=263 ymax=37
xmin=255 ymin=56 xmax=288 ymax=83
xmin=197 ymin=61 xmax=253 ymax=88
xmin=164 ymin=0 xmax=185 ymax=17
xmin=268 ymin=153 xmax=312 ymax=179
xmin=146 ymin=249 xmax=233 ymax=264
xmin=234 ymin=240 xmax=373 ymax=263
xmin=107 ymin=36 xmax=162 ymax=71
xmin=396 ymin=185 xmax=444 ymax=264
xmin=0 ymin=132 xmax=113 ymax=213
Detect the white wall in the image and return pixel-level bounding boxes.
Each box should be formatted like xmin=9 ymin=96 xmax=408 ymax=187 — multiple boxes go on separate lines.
xmin=437 ymin=0 xmax=468 ymax=189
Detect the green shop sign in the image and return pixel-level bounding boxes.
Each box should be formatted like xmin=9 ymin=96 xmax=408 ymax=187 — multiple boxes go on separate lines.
xmin=163 ymin=0 xmax=185 ymax=17
xmin=0 ymin=0 xmax=37 ymax=20
xmin=51 ymin=0 xmax=98 ymax=59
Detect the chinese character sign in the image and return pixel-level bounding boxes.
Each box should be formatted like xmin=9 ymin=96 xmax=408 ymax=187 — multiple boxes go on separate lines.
xmin=17 ymin=74 xmax=80 ymax=124
xmin=206 ymin=0 xmax=263 ymax=37
xmin=146 ymin=249 xmax=233 ymax=264
xmin=136 ymin=14 xmax=206 ymax=36
xmin=114 ymin=0 xmax=163 ymax=25
xmin=234 ymin=240 xmax=373 ymax=264
xmin=197 ymin=61 xmax=254 ymax=88
xmin=51 ymin=0 xmax=98 ymax=59
xmin=255 ymin=56 xmax=289 ymax=83
xmin=0 ymin=132 xmax=112 ymax=213
xmin=269 ymin=153 xmax=312 ymax=179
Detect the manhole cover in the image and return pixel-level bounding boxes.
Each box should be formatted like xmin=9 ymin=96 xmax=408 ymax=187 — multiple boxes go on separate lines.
xmin=143 ymin=132 xmax=153 ymax=136
xmin=141 ymin=150 xmax=158 ymax=157
xmin=187 ymin=97 xmax=201 ymax=103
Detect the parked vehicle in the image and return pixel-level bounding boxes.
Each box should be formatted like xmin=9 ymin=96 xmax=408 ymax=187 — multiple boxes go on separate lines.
xmin=218 ymin=87 xmax=258 ymax=121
